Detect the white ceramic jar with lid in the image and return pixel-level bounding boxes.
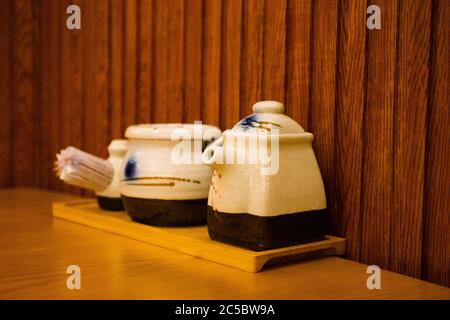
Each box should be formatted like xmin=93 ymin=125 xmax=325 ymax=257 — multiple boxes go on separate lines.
xmin=202 ymin=101 xmax=327 ymax=250
xmin=121 ymin=123 xmax=221 ymax=226
xmin=96 ymin=139 xmax=129 ymax=211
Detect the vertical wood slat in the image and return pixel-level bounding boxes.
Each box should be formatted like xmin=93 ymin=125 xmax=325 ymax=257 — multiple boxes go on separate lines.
xmin=360 ymin=0 xmax=397 ymax=269
xmin=309 ymin=0 xmax=339 ymax=235
xmin=37 ymin=0 xmax=49 ymax=190
xmin=0 ymin=0 xmax=12 ymax=188
xmin=60 ymin=0 xmax=83 ymax=150
xmin=240 ymin=0 xmax=264 ymax=117
xmin=152 ymin=0 xmax=168 ymax=123
xmin=166 ymin=0 xmax=185 ymax=122
xmin=334 ymin=0 xmax=367 ymax=260
xmin=12 ymin=0 xmax=38 ymax=187
xmin=122 ymin=0 xmax=137 ymax=130
xmin=82 ymin=0 xmax=109 ymax=159
xmin=285 ymin=0 xmax=311 ymax=130
xmin=392 ymin=0 xmax=432 ymax=278
xmin=184 ymin=0 xmax=203 ymax=122
xmin=262 ymin=0 xmax=286 ymax=102
xmin=136 ymin=0 xmax=152 ymax=124
xmin=423 ymin=0 xmax=450 ymax=287
xmin=60 ymin=0 xmax=83 ymax=194
xmin=109 ymin=0 xmax=124 ymax=138
xmin=220 ymin=0 xmax=242 ymax=129
xmin=44 ymin=0 xmax=62 ymax=191
xmin=31 ymin=1 xmax=40 ymax=188
xmin=202 ymin=0 xmax=222 ymax=126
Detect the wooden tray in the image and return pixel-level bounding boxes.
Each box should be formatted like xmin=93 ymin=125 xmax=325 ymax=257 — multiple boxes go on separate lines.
xmin=52 ymin=200 xmax=346 ymax=272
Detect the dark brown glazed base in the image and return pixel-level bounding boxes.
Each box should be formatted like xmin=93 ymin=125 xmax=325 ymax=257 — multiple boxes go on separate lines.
xmin=121 ymin=195 xmax=207 ymax=226
xmin=207 ymin=206 xmax=328 ymax=251
xmin=96 ymin=196 xmax=124 ymax=211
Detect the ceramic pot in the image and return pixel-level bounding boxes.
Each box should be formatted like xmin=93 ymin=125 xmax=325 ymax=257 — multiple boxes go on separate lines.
xmin=121 ymin=124 xmax=221 ymax=226
xmin=95 ymin=139 xmax=129 ymax=211
xmin=202 ymin=101 xmax=327 ymax=251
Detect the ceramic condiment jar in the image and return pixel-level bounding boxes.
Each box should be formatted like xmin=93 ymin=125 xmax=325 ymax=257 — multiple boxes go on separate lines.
xmin=120 ymin=124 xmax=221 ymax=226
xmin=96 ymin=139 xmax=129 ymax=211
xmin=202 ymin=101 xmax=327 ymax=251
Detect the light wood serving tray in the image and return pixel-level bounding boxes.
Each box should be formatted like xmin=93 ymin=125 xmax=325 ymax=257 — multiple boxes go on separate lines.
xmin=53 ymin=200 xmax=346 ymax=272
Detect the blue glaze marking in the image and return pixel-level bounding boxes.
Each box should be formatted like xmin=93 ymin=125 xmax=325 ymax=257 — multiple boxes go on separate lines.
xmin=124 ymin=157 xmax=137 ymax=179
xmin=237 ymin=114 xmax=259 ymax=131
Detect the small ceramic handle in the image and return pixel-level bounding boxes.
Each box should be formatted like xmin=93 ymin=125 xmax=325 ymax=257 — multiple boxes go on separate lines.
xmin=252 ymin=101 xmax=285 ymax=114
xmin=202 ymin=136 xmax=223 ymax=165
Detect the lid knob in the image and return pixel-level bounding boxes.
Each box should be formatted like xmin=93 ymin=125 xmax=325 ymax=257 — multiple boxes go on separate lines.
xmin=252 ymin=101 xmax=285 ymax=114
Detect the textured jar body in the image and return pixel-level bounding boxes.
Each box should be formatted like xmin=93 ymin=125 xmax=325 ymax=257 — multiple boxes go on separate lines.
xmin=203 ymin=101 xmax=328 ymax=251
xmin=96 ymin=139 xmax=128 ymax=211
xmin=208 ymin=133 xmax=326 ymax=216
xmin=120 ymin=139 xmax=213 ymax=226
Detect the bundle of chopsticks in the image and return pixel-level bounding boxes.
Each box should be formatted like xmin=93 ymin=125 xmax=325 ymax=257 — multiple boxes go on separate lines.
xmin=54 ymin=147 xmax=113 ymax=191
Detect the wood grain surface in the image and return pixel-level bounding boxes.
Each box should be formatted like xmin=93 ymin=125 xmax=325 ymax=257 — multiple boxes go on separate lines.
xmin=335 ymin=0 xmax=367 ymax=261
xmin=262 ymin=0 xmax=286 ymax=102
xmin=167 ymin=0 xmax=185 ymax=123
xmin=0 ymin=0 xmax=449 ymax=287
xmin=152 ymin=0 xmax=168 ymax=123
xmin=60 ymin=0 xmax=83 ymax=195
xmin=422 ymin=0 xmax=450 ymax=287
xmin=361 ymin=0 xmax=397 ymax=270
xmin=11 ymin=0 xmax=37 ymax=187
xmin=0 ymin=189 xmax=449 ymax=299
xmin=309 ymin=0 xmax=339 ymax=238
xmin=240 ymin=0 xmax=264 ymax=117
xmin=136 ymin=0 xmax=152 ymax=124
xmin=201 ymin=0 xmax=222 ymax=126
xmin=52 ymin=199 xmax=346 ymax=273
xmin=285 ymin=0 xmax=311 ymax=129
xmin=220 ymin=0 xmax=242 ymax=129
xmin=109 ymin=0 xmax=124 ymax=138
xmin=0 ymin=0 xmax=12 ymax=187
xmin=184 ymin=0 xmax=203 ymax=122
xmin=392 ymin=0 xmax=431 ymax=278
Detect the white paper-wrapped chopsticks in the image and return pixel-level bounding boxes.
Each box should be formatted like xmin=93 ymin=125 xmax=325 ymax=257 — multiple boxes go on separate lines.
xmin=54 ymin=147 xmax=113 ymax=191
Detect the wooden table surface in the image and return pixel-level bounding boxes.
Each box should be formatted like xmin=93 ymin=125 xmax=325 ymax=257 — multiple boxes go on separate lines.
xmin=0 ymin=188 xmax=449 ymax=300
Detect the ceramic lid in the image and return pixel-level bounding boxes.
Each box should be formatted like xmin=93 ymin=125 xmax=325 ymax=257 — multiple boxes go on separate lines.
xmin=108 ymin=139 xmax=128 ymax=153
xmin=125 ymin=123 xmax=222 ymax=141
xmin=231 ymin=101 xmax=305 ymax=135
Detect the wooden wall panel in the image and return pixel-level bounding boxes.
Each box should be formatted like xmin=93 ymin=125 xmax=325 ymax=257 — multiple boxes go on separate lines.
xmin=0 ymin=0 xmax=12 ymax=188
xmin=136 ymin=0 xmax=153 ymax=124
xmin=392 ymin=0 xmax=431 ymax=278
xmin=360 ymin=0 xmax=397 ymax=269
xmin=184 ymin=0 xmax=203 ymax=122
xmin=220 ymin=0 xmax=242 ymax=129
xmin=39 ymin=0 xmax=62 ymax=191
xmin=240 ymin=0 xmax=264 ymax=116
xmin=166 ymin=0 xmax=185 ymax=122
xmin=152 ymin=0 xmax=168 ymax=122
xmin=122 ymin=0 xmax=137 ymax=129
xmin=285 ymin=0 xmax=311 ymax=129
xmin=60 ymin=0 xmax=83 ymax=194
xmin=11 ymin=0 xmax=38 ymax=187
xmin=309 ymin=0 xmax=339 ymax=236
xmin=109 ymin=0 xmax=124 ymax=138
xmin=1 ymin=0 xmax=449 ymax=287
xmin=334 ymin=0 xmax=367 ymax=260
xmin=82 ymin=0 xmax=110 ymax=160
xmin=422 ymin=0 xmax=450 ymax=286
xmin=60 ymin=0 xmax=83 ymax=152
xmin=201 ymin=0 xmax=222 ymax=126
xmin=261 ymin=0 xmax=286 ymax=102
